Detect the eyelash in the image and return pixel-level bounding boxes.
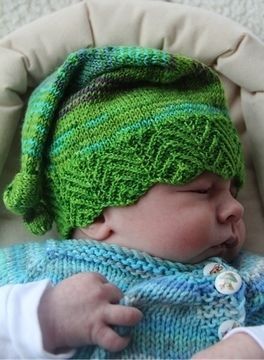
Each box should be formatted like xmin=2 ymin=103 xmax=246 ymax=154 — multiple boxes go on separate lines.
xmin=191 ymin=187 xmax=238 ymax=198
xmin=191 ymin=188 xmax=210 ymax=194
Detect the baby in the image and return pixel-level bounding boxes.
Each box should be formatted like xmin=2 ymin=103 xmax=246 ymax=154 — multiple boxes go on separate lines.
xmin=1 ymin=46 xmax=264 ymax=359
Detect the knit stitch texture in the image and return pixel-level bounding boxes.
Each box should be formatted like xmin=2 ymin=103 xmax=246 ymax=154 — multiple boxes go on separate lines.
xmin=3 ymin=46 xmax=244 ymax=237
xmin=0 ymin=240 xmax=263 ymax=359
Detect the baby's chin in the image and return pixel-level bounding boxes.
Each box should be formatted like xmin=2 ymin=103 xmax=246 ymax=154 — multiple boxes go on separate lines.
xmin=220 ymin=248 xmax=241 ymax=262
xmin=186 ymin=245 xmax=242 ymax=264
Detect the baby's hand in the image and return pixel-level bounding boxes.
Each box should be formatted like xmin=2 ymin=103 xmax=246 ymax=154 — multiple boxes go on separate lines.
xmin=192 ymin=332 xmax=264 ymax=359
xmin=38 ymin=272 xmax=142 ymax=354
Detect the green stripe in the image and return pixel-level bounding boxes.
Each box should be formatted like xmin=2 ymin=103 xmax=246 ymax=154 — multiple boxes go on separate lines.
xmin=50 ymin=114 xmax=109 ymax=156
xmin=47 ymin=103 xmax=227 ymax=161
xmin=79 ymin=103 xmax=227 ymax=155
xmin=23 ymin=102 xmax=227 ymax=157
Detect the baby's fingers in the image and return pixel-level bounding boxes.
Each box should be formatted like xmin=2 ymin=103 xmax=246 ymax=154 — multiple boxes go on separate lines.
xmin=93 ymin=325 xmax=130 ymax=352
xmin=105 ymin=304 xmax=143 ymax=326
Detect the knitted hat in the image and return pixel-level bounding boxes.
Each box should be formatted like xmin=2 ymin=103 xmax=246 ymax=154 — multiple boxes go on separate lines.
xmin=3 ymin=46 xmax=245 ymax=238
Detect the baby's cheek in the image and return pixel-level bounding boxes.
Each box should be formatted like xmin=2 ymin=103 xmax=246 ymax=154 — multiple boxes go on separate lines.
xmin=178 ymin=232 xmax=208 ymax=256
xmin=188 ymin=219 xmax=211 ymax=244
xmin=184 ymin=236 xmax=207 ymax=251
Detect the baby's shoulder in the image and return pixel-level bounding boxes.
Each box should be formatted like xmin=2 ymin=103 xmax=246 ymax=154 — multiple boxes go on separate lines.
xmin=0 ymin=239 xmax=59 ymax=285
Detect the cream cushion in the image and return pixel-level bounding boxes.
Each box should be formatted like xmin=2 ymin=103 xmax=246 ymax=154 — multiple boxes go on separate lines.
xmin=0 ymin=0 xmax=263 ymax=253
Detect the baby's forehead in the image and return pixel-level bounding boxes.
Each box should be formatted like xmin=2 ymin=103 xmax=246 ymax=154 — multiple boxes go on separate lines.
xmin=182 ymin=173 xmax=240 ymax=195
xmin=147 ymin=175 xmax=239 ymax=203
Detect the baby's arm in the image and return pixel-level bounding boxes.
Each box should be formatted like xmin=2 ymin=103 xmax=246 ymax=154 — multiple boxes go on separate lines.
xmin=0 ymin=273 xmax=142 ymax=357
xmin=192 ymin=328 xmax=264 ymax=359
xmin=0 ymin=280 xmax=74 ymax=358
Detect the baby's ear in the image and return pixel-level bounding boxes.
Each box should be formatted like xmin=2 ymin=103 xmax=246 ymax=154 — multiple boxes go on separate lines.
xmin=74 ymin=215 xmax=113 ymax=240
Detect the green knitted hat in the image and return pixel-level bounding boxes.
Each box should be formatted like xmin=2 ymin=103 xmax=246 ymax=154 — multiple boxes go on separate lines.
xmin=3 ymin=46 xmax=245 ymax=238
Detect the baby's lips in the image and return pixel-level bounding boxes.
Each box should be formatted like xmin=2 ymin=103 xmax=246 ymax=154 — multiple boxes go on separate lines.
xmin=224 ymin=236 xmax=238 ymax=248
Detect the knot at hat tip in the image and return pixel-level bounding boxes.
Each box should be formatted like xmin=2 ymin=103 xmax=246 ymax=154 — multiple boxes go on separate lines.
xmin=3 ymin=172 xmax=40 ymax=215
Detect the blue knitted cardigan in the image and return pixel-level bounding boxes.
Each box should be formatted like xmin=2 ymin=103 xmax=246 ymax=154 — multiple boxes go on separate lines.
xmin=0 ymin=239 xmax=263 ymax=359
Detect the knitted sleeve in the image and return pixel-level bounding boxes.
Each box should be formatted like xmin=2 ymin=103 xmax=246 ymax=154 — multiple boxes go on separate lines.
xmin=0 ymin=241 xmax=49 ymax=285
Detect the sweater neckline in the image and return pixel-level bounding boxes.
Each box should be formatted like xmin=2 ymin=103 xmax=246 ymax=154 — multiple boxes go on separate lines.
xmin=45 ymin=238 xmax=225 ymax=277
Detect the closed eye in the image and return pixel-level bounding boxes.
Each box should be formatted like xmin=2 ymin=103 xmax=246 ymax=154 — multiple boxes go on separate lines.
xmin=189 ymin=188 xmax=210 ymax=194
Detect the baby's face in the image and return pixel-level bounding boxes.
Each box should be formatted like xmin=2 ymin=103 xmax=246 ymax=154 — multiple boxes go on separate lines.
xmin=102 ymin=173 xmax=245 ymax=264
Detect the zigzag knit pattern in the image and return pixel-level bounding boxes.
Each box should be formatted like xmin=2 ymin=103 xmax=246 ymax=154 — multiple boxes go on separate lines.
xmin=3 ymin=46 xmax=244 ymax=237
xmin=0 ymin=240 xmax=263 ymax=359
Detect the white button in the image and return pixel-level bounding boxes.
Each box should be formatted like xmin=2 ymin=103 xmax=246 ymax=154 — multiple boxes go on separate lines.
xmin=203 ymin=262 xmax=225 ymax=276
xmin=218 ymin=319 xmax=241 ymax=339
xmin=215 ymin=271 xmax=242 ymax=295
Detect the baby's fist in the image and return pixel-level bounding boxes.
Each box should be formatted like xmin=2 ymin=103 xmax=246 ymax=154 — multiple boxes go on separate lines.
xmin=38 ymin=272 xmax=142 ymax=354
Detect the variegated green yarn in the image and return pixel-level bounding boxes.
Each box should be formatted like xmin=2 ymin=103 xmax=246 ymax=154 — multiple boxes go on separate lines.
xmin=3 ymin=46 xmax=244 ymax=237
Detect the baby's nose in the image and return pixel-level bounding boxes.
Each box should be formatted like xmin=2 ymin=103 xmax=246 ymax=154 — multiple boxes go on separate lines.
xmin=217 ymin=195 xmax=244 ymax=224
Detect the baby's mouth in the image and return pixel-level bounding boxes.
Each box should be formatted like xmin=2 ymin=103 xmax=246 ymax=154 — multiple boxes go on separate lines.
xmin=222 ymin=236 xmax=238 ymax=249
xmin=212 ymin=237 xmax=238 ymax=250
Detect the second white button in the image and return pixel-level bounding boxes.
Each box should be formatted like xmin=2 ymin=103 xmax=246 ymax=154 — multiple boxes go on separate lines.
xmin=215 ymin=271 xmax=242 ymax=295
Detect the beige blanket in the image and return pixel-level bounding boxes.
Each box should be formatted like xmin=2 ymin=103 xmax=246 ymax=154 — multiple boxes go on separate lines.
xmin=0 ymin=0 xmax=264 ymax=253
